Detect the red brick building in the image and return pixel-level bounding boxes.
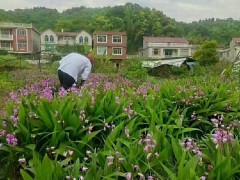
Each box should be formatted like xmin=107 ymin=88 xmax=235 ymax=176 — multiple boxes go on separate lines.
xmin=0 ymin=22 xmax=40 ymax=57
xmin=93 ymin=31 xmax=127 ymax=65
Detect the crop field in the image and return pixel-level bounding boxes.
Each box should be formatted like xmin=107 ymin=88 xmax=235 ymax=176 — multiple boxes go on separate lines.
xmin=0 ymin=60 xmax=240 ymax=180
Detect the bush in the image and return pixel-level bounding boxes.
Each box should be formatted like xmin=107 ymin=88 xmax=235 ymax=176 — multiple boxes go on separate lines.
xmin=0 ymin=50 xmax=8 ymax=55
xmin=120 ymin=58 xmax=148 ymax=82
xmin=193 ymin=40 xmax=220 ymax=66
xmin=92 ymin=54 xmax=117 ymax=73
xmin=0 ymin=55 xmax=28 ymax=69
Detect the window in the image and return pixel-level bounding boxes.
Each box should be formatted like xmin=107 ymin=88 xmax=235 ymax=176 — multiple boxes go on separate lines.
xmin=153 ymin=48 xmax=160 ymax=56
xmin=18 ymin=41 xmax=27 ymax=48
xmin=63 ymin=37 xmax=71 ymax=41
xmin=0 ymin=42 xmax=11 ymax=50
xmin=50 ymin=35 xmax=54 ymax=42
xmin=165 ymin=49 xmax=173 ymax=57
xmin=79 ymin=36 xmax=83 ymax=44
xmin=112 ymin=47 xmax=122 ymax=55
xmin=45 ymin=35 xmax=49 ymax=42
xmin=1 ymin=42 xmax=10 ymax=48
xmin=112 ymin=35 xmax=122 ymax=43
xmin=1 ymin=29 xmax=10 ymax=35
xmin=97 ymin=35 xmax=107 ymax=43
xmin=180 ymin=49 xmax=189 ymax=56
xmin=97 ymin=46 xmax=107 ymax=55
xmin=84 ymin=36 xmax=88 ymax=43
xmin=17 ymin=29 xmax=26 ymax=36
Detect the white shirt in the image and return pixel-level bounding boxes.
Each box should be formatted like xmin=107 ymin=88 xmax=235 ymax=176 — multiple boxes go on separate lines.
xmin=58 ymin=53 xmax=92 ymax=81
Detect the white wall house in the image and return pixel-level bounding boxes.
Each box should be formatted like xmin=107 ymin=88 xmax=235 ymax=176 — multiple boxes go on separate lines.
xmin=139 ymin=37 xmax=192 ymax=59
xmin=75 ymin=30 xmax=92 ymax=46
xmin=40 ymin=29 xmax=58 ymax=53
xmin=40 ymin=29 xmax=92 ymax=53
xmin=229 ymin=38 xmax=240 ymax=61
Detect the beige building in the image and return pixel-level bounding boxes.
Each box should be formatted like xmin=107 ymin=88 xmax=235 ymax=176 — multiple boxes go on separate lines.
xmin=139 ymin=37 xmax=192 ymax=59
xmin=229 ymin=38 xmax=240 ymax=61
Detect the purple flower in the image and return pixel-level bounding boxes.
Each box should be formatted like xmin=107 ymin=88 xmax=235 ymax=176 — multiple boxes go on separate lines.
xmin=126 ymin=172 xmax=132 ymax=180
xmin=212 ymin=128 xmax=234 ymax=146
xmin=58 ymin=87 xmax=68 ymax=97
xmin=125 ymin=128 xmax=130 ymax=138
xmin=115 ymin=96 xmax=120 ymax=104
xmin=107 ymin=156 xmax=114 ymax=166
xmin=41 ymin=86 xmax=53 ymax=101
xmin=138 ymin=173 xmax=145 ymax=180
xmin=147 ymin=176 xmax=154 ymax=180
xmin=6 ymin=133 xmax=18 ymax=147
xmin=134 ymin=165 xmax=140 ymax=171
xmin=0 ymin=130 xmax=6 ymax=137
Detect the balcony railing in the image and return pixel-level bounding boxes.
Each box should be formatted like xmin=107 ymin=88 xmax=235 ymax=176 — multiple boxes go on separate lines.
xmin=0 ymin=47 xmax=13 ymax=51
xmin=0 ymin=22 xmax=33 ymax=28
xmin=0 ymin=34 xmax=13 ymax=40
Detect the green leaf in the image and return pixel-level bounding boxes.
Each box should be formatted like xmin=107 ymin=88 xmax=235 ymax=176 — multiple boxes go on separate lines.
xmin=20 ymin=169 xmax=33 ymax=180
xmin=161 ymin=162 xmax=177 ymax=180
xmin=171 ymin=136 xmax=182 ymax=162
xmin=104 ymin=122 xmax=124 ymax=149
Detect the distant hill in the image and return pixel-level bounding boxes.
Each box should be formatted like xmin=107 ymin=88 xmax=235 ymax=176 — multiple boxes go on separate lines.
xmin=1 ymin=3 xmax=240 ymax=53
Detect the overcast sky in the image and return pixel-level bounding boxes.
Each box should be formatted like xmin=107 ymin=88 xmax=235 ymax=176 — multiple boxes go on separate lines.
xmin=1 ymin=0 xmax=240 ymax=23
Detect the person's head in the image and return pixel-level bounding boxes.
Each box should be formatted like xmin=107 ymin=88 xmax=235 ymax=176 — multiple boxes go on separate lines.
xmin=87 ymin=53 xmax=94 ymax=64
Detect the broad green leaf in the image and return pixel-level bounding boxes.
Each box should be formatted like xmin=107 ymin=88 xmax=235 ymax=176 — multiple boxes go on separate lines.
xmin=20 ymin=169 xmax=33 ymax=180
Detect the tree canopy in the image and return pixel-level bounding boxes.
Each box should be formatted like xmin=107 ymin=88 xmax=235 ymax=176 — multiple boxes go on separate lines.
xmin=1 ymin=3 xmax=240 ymax=53
xmin=193 ymin=40 xmax=219 ymax=66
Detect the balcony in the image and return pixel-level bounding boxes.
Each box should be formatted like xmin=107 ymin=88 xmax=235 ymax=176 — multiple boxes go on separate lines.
xmin=0 ymin=22 xmax=33 ymax=28
xmin=0 ymin=34 xmax=13 ymax=40
xmin=0 ymin=47 xmax=13 ymax=51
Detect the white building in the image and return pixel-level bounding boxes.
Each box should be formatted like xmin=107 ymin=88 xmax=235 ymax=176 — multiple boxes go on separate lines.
xmin=139 ymin=37 xmax=192 ymax=59
xmin=40 ymin=29 xmax=92 ymax=53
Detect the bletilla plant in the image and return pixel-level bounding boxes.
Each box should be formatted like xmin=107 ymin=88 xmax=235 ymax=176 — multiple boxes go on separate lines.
xmin=232 ymin=60 xmax=240 ymax=81
xmin=0 ymin=73 xmax=240 ymax=179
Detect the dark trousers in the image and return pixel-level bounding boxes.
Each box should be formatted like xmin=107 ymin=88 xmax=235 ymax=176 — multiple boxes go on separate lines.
xmin=58 ymin=69 xmax=76 ymax=89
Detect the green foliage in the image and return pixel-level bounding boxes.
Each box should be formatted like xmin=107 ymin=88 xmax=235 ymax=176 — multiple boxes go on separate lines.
xmin=193 ymin=40 xmax=220 ymax=66
xmin=232 ymin=61 xmax=240 ymax=80
xmin=0 ymin=55 xmax=28 ymax=68
xmin=20 ymin=152 xmax=66 ymax=180
xmin=92 ymin=54 xmax=117 ymax=73
xmin=0 ymin=49 xmax=8 ymax=55
xmin=2 ymin=4 xmax=240 ymax=54
xmin=1 ymin=62 xmax=240 ymax=179
xmin=49 ymin=53 xmax=61 ymax=62
xmin=120 ymin=58 xmax=148 ymax=82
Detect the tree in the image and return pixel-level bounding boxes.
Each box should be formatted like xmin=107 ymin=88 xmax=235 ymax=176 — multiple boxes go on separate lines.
xmin=193 ymin=40 xmax=219 ymax=66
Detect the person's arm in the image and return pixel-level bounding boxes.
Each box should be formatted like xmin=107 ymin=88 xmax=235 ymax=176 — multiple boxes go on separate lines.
xmin=81 ymin=63 xmax=92 ymax=81
xmin=76 ymin=79 xmax=85 ymax=88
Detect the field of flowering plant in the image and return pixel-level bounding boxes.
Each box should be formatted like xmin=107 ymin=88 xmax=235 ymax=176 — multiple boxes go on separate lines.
xmin=0 ymin=73 xmax=240 ymax=180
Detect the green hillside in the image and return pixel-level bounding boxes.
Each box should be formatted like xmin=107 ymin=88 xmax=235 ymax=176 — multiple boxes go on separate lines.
xmin=1 ymin=3 xmax=240 ymax=53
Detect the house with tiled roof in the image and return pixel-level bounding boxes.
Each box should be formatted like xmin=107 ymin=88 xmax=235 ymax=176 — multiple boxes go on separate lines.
xmin=40 ymin=29 xmax=92 ymax=53
xmin=139 ymin=37 xmax=192 ymax=59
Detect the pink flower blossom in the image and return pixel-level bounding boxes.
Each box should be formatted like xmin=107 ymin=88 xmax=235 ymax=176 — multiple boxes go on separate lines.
xmin=6 ymin=133 xmax=18 ymax=147
xmin=125 ymin=128 xmax=130 ymax=138
xmin=126 ymin=172 xmax=132 ymax=180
